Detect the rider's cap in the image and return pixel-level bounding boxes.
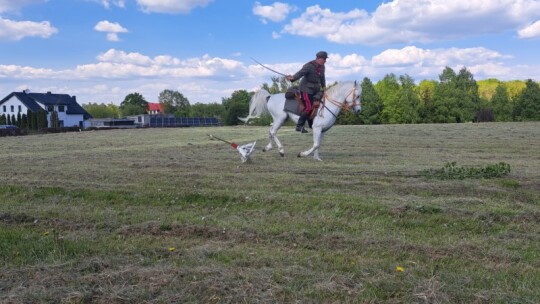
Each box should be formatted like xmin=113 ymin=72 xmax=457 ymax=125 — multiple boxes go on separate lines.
xmin=316 ymin=51 xmax=328 ymax=59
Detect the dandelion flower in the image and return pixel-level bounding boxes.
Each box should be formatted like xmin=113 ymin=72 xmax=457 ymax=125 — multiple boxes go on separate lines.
xmin=396 ymin=266 xmax=405 ymax=272
xmin=169 ymin=247 xmax=176 ymax=252
xmin=43 ymin=231 xmax=49 ymax=236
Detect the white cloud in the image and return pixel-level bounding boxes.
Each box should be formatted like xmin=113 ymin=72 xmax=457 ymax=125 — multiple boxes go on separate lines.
xmin=372 ymin=46 xmax=508 ymax=68
xmin=253 ymin=2 xmax=295 ymax=23
xmin=281 ymin=1 xmax=540 ymax=45
xmin=518 ymin=20 xmax=540 ymax=38
xmin=0 ymin=64 xmax=58 ymax=78
xmin=136 ymin=0 xmax=213 ymax=14
xmin=77 ymin=49 xmax=245 ymax=79
xmin=0 ymin=0 xmax=47 ymax=13
xmin=283 ymin=5 xmax=367 ymax=40
xmin=0 ymin=17 xmax=57 ymax=40
xmin=94 ymin=20 xmax=128 ymax=41
xmin=100 ymin=0 xmax=125 ymax=9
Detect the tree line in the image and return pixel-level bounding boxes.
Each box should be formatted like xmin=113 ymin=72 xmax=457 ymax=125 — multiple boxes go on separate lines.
xmin=82 ymin=66 xmax=540 ymax=125
xmin=0 ymin=109 xmax=49 ymax=130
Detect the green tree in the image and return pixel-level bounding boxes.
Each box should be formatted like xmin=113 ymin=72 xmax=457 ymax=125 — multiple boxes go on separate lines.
xmin=190 ymin=103 xmax=225 ymax=118
xmin=513 ymin=79 xmax=540 ymax=121
xmin=477 ymin=78 xmax=502 ymax=101
xmin=158 ymin=89 xmax=190 ymax=116
xmin=50 ymin=111 xmax=59 ymax=128
xmin=262 ymin=76 xmax=290 ymax=94
xmin=222 ymin=90 xmax=251 ymax=125
xmin=27 ymin=110 xmax=35 ymax=130
xmin=120 ymin=92 xmax=148 ymax=116
xmin=505 ymin=80 xmax=527 ymax=101
xmin=491 ymin=84 xmax=513 ymax=121
xmin=107 ymin=103 xmax=120 ymax=118
xmin=455 ymin=67 xmax=480 ymax=121
xmin=359 ymin=77 xmax=383 ymax=124
xmin=36 ymin=109 xmax=48 ymax=129
xmin=0 ymin=114 xmax=6 ymax=125
xmin=337 ymin=108 xmax=361 ymax=125
xmin=396 ymin=74 xmax=422 ymax=123
xmin=433 ymin=66 xmax=479 ymax=123
xmin=376 ymin=73 xmax=400 ymax=124
xmin=120 ymin=104 xmax=145 ymax=116
xmin=16 ymin=112 xmax=22 ymax=127
xmin=83 ymin=103 xmax=119 ymax=118
xmin=417 ymin=80 xmax=437 ymax=123
xmin=20 ymin=114 xmax=28 ymax=129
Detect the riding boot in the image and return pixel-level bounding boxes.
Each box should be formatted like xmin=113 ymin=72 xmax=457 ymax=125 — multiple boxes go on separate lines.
xmin=296 ymin=112 xmax=309 ymax=133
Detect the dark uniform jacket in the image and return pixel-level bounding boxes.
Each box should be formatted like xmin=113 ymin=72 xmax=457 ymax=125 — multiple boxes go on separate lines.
xmin=291 ymin=60 xmax=326 ymax=95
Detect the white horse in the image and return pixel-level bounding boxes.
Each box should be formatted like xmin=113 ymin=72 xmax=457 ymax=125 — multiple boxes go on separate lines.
xmin=254 ymin=81 xmax=362 ymax=161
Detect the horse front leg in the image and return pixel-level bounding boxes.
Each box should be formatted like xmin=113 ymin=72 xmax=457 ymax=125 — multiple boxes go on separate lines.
xmin=312 ymin=131 xmax=324 ymax=161
xmin=297 ymin=128 xmax=323 ymax=161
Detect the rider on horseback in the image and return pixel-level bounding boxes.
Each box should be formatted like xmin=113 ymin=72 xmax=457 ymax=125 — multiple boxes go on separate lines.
xmin=286 ymin=51 xmax=327 ymax=133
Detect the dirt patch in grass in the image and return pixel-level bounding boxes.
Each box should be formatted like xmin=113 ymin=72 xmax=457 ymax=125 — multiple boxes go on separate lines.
xmin=117 ymin=221 xmax=260 ymax=243
xmin=1 ymin=212 xmax=94 ymax=231
xmin=0 ymin=212 xmax=36 ymax=224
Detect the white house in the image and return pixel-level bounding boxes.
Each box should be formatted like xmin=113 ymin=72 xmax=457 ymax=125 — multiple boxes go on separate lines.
xmin=0 ymin=91 xmax=92 ymax=128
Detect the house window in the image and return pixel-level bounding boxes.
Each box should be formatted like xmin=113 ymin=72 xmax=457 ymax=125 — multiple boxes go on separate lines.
xmin=2 ymin=105 xmax=5 ymax=112
xmin=47 ymin=105 xmax=54 ymax=112
xmin=58 ymin=105 xmax=65 ymax=112
xmin=18 ymin=105 xmax=22 ymax=113
xmin=10 ymin=105 xmax=14 ymax=112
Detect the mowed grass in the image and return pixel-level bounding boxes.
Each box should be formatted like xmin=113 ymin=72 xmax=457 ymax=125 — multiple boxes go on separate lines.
xmin=0 ymin=122 xmax=538 ymax=303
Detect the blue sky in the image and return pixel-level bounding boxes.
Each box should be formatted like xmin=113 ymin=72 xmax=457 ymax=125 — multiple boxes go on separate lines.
xmin=1 ymin=0 xmax=540 ymax=105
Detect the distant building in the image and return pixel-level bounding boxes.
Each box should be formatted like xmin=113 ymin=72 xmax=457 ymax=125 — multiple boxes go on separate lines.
xmin=147 ymin=103 xmax=165 ymax=114
xmin=0 ymin=91 xmax=92 ymax=128
xmin=86 ymin=118 xmax=137 ymax=129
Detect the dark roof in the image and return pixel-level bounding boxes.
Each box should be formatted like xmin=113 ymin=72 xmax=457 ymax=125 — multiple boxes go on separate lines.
xmin=0 ymin=91 xmax=92 ymax=119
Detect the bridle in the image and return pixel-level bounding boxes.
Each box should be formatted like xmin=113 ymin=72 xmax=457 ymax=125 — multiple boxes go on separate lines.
xmin=319 ymin=82 xmax=361 ymax=118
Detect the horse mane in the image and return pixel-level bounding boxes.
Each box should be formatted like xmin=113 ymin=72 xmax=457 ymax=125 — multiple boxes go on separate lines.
xmin=326 ymin=81 xmax=356 ymax=95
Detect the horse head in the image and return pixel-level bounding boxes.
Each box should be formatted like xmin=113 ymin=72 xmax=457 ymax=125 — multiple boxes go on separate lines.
xmin=329 ymin=80 xmax=362 ymax=115
xmin=348 ymin=80 xmax=362 ymax=115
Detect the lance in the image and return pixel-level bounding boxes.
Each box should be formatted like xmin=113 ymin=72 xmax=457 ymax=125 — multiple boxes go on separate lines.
xmin=250 ymin=57 xmax=289 ymax=78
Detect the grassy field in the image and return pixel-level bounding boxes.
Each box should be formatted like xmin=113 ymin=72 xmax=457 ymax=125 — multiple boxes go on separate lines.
xmin=0 ymin=122 xmax=538 ymax=303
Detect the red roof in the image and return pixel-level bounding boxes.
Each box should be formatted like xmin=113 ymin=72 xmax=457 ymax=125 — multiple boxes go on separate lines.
xmin=147 ymin=103 xmax=164 ymax=113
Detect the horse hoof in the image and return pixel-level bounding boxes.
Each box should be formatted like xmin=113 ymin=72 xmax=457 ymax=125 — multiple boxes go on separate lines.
xmin=297 ymin=153 xmax=302 ymax=158
xmin=262 ymin=148 xmax=266 ymax=152
xmin=280 ymin=152 xmax=285 ymax=157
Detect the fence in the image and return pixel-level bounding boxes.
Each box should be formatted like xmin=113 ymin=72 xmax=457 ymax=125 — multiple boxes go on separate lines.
xmin=148 ymin=117 xmax=221 ymax=128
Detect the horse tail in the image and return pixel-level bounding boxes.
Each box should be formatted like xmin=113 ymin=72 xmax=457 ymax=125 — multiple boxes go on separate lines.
xmin=238 ymin=89 xmax=270 ymax=124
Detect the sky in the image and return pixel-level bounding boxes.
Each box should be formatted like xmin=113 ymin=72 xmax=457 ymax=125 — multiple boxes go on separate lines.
xmin=1 ymin=0 xmax=540 ymax=105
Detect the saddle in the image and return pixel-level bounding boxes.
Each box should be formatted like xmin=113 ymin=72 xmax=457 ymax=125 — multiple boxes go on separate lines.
xmin=284 ymin=86 xmax=321 ymax=119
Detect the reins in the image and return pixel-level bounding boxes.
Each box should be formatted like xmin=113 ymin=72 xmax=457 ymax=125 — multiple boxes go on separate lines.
xmin=318 ymin=84 xmax=359 ymax=118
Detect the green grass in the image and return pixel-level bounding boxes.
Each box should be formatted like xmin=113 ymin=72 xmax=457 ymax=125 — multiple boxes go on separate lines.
xmin=0 ymin=122 xmax=539 ymax=303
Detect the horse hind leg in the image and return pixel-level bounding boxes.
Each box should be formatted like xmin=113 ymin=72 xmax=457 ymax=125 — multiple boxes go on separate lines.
xmin=263 ymin=120 xmax=285 ymax=157
xmin=262 ymin=128 xmax=274 ymax=153
xmin=264 ymin=118 xmax=286 ymax=157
